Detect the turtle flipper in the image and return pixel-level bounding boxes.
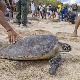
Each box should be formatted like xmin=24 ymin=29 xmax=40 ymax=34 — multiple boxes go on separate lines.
xmin=58 ymin=42 xmax=71 ymax=52
xmin=49 ymin=53 xmax=62 ymax=75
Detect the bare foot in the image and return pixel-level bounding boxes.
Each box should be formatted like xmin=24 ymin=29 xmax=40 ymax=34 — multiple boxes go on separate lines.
xmin=73 ymin=31 xmax=78 ymax=37
xmin=48 ymin=18 xmax=50 ymax=20
xmin=69 ymin=22 xmax=72 ymax=25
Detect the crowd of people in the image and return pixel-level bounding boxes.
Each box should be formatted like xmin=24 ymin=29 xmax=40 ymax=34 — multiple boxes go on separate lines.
xmin=0 ymin=0 xmax=80 ymax=43
xmin=36 ymin=3 xmax=78 ymax=24
xmin=4 ymin=0 xmax=78 ymax=23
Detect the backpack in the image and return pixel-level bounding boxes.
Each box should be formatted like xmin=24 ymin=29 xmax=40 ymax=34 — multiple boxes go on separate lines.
xmin=37 ymin=6 xmax=40 ymax=11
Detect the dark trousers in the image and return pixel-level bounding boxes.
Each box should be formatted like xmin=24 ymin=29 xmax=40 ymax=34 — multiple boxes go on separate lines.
xmin=40 ymin=11 xmax=43 ymax=19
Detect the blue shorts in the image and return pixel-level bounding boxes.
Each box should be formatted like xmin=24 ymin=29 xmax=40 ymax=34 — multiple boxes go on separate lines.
xmin=58 ymin=12 xmax=61 ymax=15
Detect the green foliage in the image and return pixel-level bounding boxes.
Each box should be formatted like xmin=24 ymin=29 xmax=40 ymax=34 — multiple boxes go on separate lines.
xmin=27 ymin=0 xmax=61 ymax=7
xmin=63 ymin=3 xmax=70 ymax=7
xmin=27 ymin=0 xmax=80 ymax=12
xmin=77 ymin=5 xmax=80 ymax=12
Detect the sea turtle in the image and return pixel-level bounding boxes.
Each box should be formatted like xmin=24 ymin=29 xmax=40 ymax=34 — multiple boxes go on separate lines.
xmin=0 ymin=35 xmax=71 ymax=75
xmin=27 ymin=17 xmax=39 ymax=21
xmin=52 ymin=19 xmax=60 ymax=22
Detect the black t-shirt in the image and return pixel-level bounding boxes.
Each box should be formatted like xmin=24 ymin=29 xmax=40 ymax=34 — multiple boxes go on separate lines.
xmin=49 ymin=7 xmax=57 ymax=12
xmin=73 ymin=5 xmax=78 ymax=11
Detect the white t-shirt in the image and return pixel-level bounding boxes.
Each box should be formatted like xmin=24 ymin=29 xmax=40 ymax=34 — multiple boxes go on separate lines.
xmin=15 ymin=0 xmax=19 ymax=3
xmin=47 ymin=6 xmax=49 ymax=12
xmin=30 ymin=3 xmax=35 ymax=10
xmin=39 ymin=6 xmax=43 ymax=11
xmin=68 ymin=7 xmax=72 ymax=12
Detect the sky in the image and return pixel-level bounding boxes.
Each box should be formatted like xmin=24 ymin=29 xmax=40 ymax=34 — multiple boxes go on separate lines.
xmin=58 ymin=0 xmax=80 ymax=5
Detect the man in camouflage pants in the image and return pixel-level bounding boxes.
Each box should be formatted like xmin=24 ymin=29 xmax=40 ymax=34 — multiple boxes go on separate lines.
xmin=15 ymin=0 xmax=28 ymax=27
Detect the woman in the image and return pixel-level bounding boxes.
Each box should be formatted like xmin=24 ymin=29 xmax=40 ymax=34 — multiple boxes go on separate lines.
xmin=73 ymin=3 xmax=78 ymax=19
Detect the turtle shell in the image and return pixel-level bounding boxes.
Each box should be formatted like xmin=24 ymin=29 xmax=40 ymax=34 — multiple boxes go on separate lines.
xmin=27 ymin=17 xmax=39 ymax=20
xmin=52 ymin=19 xmax=60 ymax=22
xmin=0 ymin=35 xmax=58 ymax=60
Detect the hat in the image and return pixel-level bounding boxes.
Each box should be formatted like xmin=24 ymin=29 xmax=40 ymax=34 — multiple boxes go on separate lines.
xmin=49 ymin=4 xmax=51 ymax=6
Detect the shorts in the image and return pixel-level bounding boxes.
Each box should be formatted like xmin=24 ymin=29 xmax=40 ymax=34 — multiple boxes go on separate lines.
xmin=57 ymin=12 xmax=61 ymax=15
xmin=37 ymin=9 xmax=40 ymax=12
xmin=42 ymin=9 xmax=46 ymax=13
xmin=49 ymin=10 xmax=53 ymax=14
xmin=31 ymin=10 xmax=35 ymax=14
xmin=47 ymin=12 xmax=50 ymax=15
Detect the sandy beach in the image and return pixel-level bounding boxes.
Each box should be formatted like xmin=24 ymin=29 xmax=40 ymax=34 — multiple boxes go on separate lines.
xmin=0 ymin=14 xmax=80 ymax=80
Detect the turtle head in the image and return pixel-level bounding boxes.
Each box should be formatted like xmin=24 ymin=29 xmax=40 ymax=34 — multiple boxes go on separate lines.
xmin=58 ymin=42 xmax=71 ymax=52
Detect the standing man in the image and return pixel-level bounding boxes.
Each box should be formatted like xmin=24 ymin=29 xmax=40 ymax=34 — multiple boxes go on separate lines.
xmin=46 ymin=4 xmax=50 ymax=18
xmin=39 ymin=3 xmax=43 ymax=19
xmin=73 ymin=3 xmax=78 ymax=19
xmin=15 ymin=0 xmax=28 ymax=27
xmin=68 ymin=6 xmax=72 ymax=12
xmin=37 ymin=3 xmax=40 ymax=18
xmin=57 ymin=3 xmax=63 ymax=19
xmin=29 ymin=0 xmax=36 ymax=17
xmin=61 ymin=7 xmax=65 ymax=21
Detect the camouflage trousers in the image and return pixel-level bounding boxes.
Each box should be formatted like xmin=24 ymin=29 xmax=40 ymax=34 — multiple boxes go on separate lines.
xmin=16 ymin=0 xmax=27 ymax=25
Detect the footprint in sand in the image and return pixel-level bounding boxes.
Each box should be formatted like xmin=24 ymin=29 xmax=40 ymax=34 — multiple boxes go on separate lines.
xmin=56 ymin=32 xmax=80 ymax=42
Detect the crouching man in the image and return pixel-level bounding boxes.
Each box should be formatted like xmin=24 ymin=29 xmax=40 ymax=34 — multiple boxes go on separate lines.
xmin=48 ymin=5 xmax=59 ymax=20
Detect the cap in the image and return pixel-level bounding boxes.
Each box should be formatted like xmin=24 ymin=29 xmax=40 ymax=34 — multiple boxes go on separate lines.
xmin=49 ymin=4 xmax=51 ymax=6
